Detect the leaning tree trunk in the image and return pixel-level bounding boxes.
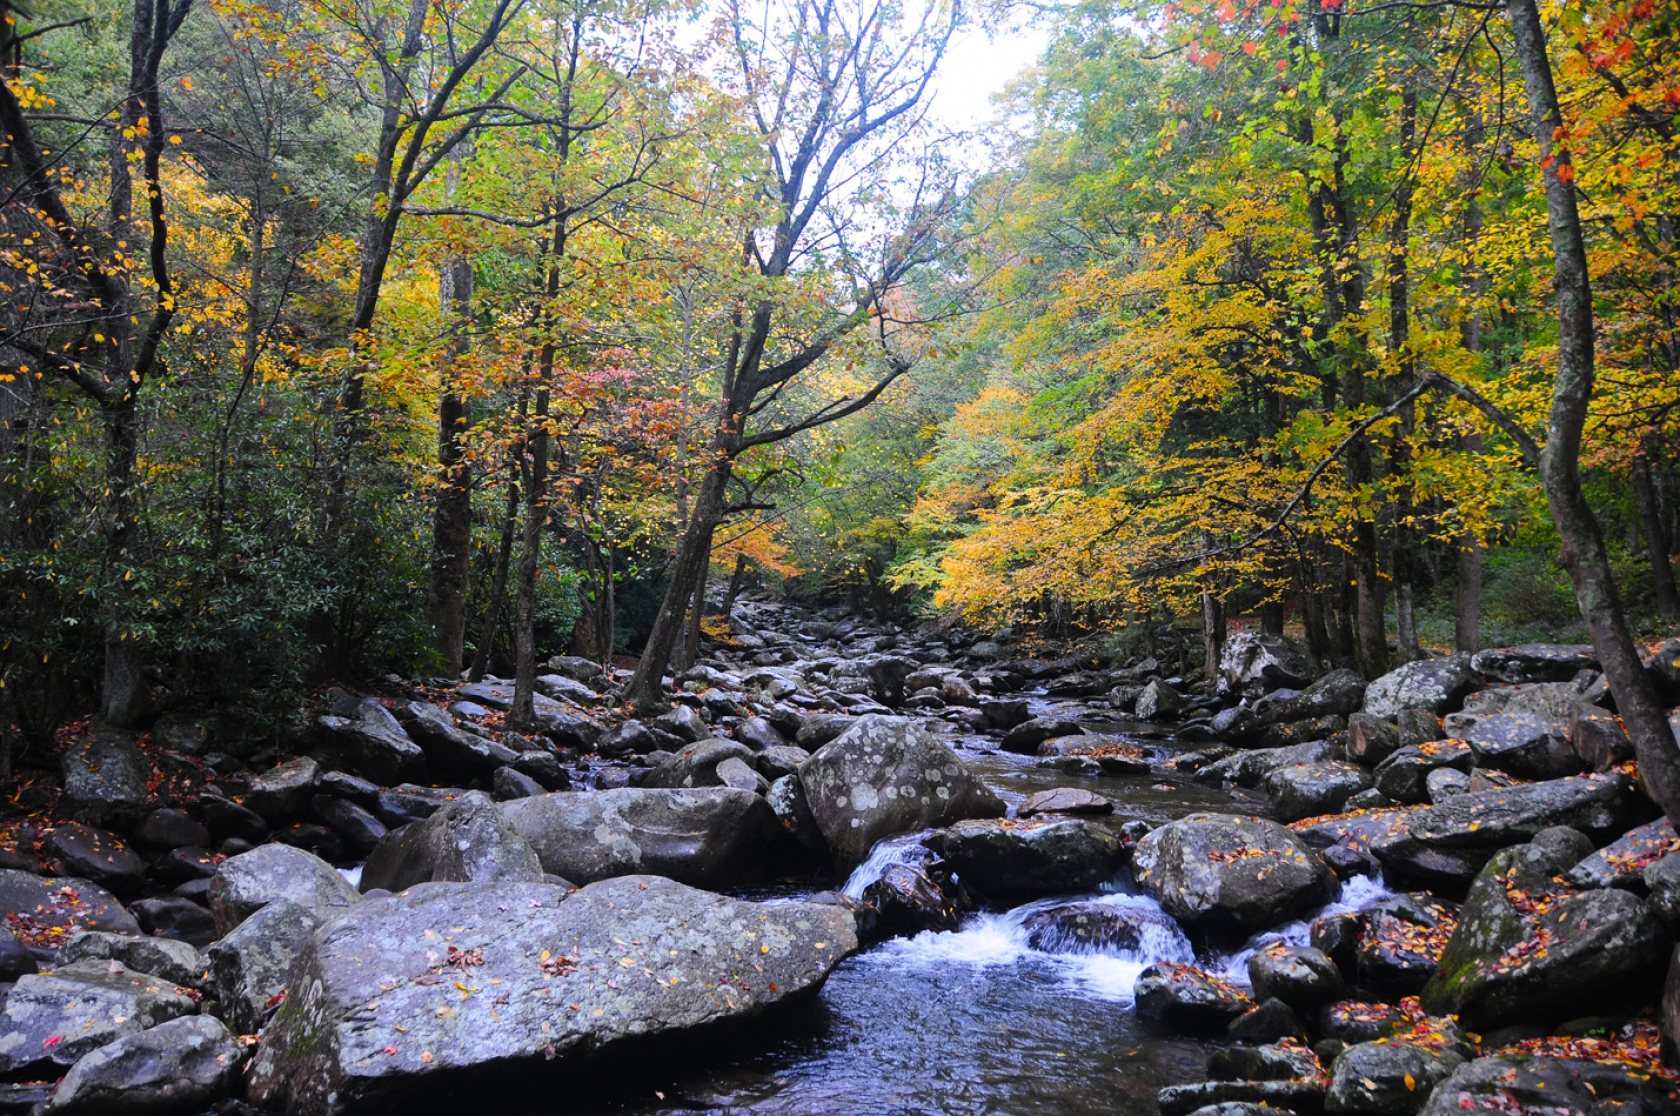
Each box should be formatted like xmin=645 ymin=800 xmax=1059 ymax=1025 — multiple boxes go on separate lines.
xmin=1508 ymin=0 xmax=1680 ymax=820
xmin=624 ymin=462 xmax=730 ymax=714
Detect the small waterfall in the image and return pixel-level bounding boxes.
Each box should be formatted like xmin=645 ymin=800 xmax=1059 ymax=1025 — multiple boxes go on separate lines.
xmin=841 ymin=832 xmax=937 ymax=898
xmin=1207 ymin=873 xmax=1396 ymax=988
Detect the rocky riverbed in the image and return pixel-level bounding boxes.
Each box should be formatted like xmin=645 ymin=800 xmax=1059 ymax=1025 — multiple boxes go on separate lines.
xmin=3 ymin=595 xmax=1680 ymax=1115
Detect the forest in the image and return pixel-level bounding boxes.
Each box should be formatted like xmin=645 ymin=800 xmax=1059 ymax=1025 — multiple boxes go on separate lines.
xmin=2 ymin=0 xmax=1676 ymax=756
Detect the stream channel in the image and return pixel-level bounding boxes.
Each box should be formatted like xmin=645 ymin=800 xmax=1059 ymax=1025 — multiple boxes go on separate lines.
xmin=547 ymin=701 xmax=1393 ymax=1116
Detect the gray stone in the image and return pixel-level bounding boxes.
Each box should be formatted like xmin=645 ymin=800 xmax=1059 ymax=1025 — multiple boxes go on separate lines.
xmin=0 ymin=961 xmax=198 ymax=1074
xmin=1021 ymin=901 xmax=1190 ymax=957
xmin=1325 ymin=1038 xmax=1464 ymax=1115
xmin=58 ymin=932 xmax=201 ymax=988
xmin=1265 ymin=762 xmax=1374 ymax=823
xmin=1247 ymin=945 xmax=1345 ymax=1011
xmin=1571 ymin=705 xmax=1634 ymax=770
xmin=1646 ymin=853 xmax=1680 ymax=923
xmin=1417 ymin=1055 xmax=1673 ymax=1116
xmin=536 ymin=674 xmax=600 ymax=706
xmin=394 ymin=702 xmax=518 ymax=776
xmin=1253 ymin=669 xmax=1368 ymax=727
xmin=735 ymin=717 xmax=788 ymax=751
xmin=46 ymin=1014 xmax=242 ymax=1115
xmin=795 ymin=714 xmax=856 ymax=750
xmin=313 ymin=796 xmax=388 ymax=855
xmin=1356 ymin=894 xmax=1460 ymax=993
xmin=493 ymin=766 xmax=545 ymax=801
xmin=925 ymin=818 xmax=1124 ymax=898
xmin=1019 ymin=787 xmax=1113 ymax=817
xmin=1134 ymin=961 xmax=1252 ymax=1035
xmin=152 ymin=716 xmax=212 ymax=758
xmin=1133 ymin=813 xmax=1337 ymax=937
xmin=1345 ymin=714 xmax=1400 ymax=765
xmin=208 ymin=844 xmax=362 ymax=935
xmin=1218 ymin=632 xmax=1320 ymax=698
xmin=1373 ymin=740 xmax=1474 ymax=804
xmin=209 ymin=898 xmax=323 ymax=1034
xmin=766 ymin=775 xmax=826 ymax=860
xmin=503 ymin=787 xmax=786 ymax=889
xmin=1426 ymin=767 xmax=1470 ymax=802
xmin=1136 ymin=680 xmax=1184 ymax=720
xmin=0 ymin=869 xmax=140 ymax=943
xmin=510 ymin=751 xmax=570 ymax=791
xmin=244 ymin=877 xmax=856 ymax=1114
xmin=246 ymin=756 xmax=320 ymax=817
xmin=750 ymin=744 xmax=810 ymax=782
xmin=1001 ymin=717 xmax=1082 ymax=754
xmin=44 ymin=823 xmax=147 ymax=895
xmin=595 ymin=720 xmax=656 ymax=758
xmin=360 ymin=790 xmax=543 ymax=894
xmin=1470 ymin=644 xmax=1598 ymax=684
xmin=1361 ymin=656 xmax=1478 ymax=717
xmin=715 ymin=756 xmax=770 ymax=794
xmin=1564 ymin=817 xmax=1678 ymax=890
xmin=60 ymin=733 xmax=150 ymax=829
xmin=1464 ymin=710 xmax=1584 ymax=780
xmin=135 ymin=808 xmax=212 ymax=850
xmin=640 ymin=738 xmax=755 ymax=790
xmin=317 ymin=700 xmax=427 ymax=786
xmin=1193 ymin=740 xmax=1337 ymax=790
xmin=653 ymin=704 xmax=708 ymax=743
xmin=798 ymin=715 xmax=1005 ymax=870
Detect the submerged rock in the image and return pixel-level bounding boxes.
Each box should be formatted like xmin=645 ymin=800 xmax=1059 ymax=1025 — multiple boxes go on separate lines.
xmin=245 ymin=876 xmax=856 ymax=1114
xmin=1021 ymin=900 xmax=1190 ymax=958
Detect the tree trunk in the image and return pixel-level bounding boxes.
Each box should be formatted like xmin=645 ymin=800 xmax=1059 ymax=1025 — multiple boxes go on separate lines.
xmin=1389 ymin=79 xmax=1421 ymax=666
xmin=1634 ymin=440 xmax=1680 ymax=617
xmin=678 ymin=562 xmax=708 ymax=671
xmin=100 ymin=395 xmax=148 ymax=726
xmin=625 ymin=462 xmax=730 ymax=714
xmin=722 ymin=554 xmax=750 ymax=620
xmin=1455 ymin=534 xmax=1484 ymax=654
xmin=427 ymin=247 xmax=474 ymax=673
xmin=1200 ymin=534 xmax=1225 ymax=682
xmin=468 ymin=459 xmax=520 ymax=683
xmin=1508 ymin=0 xmax=1680 ymax=820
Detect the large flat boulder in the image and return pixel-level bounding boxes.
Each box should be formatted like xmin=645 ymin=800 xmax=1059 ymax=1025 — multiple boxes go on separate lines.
xmin=502 ymin=787 xmax=784 ymax=889
xmin=1418 ymin=1056 xmax=1673 ymax=1116
xmin=244 ymin=876 xmax=856 ymax=1114
xmin=1463 ymin=710 xmax=1584 ymax=780
xmin=1470 ymin=644 xmax=1598 ymax=684
xmin=0 ymin=870 xmax=140 ymax=951
xmin=1133 ymin=813 xmax=1338 ymax=937
xmin=797 ymin=715 xmax=1004 ymax=870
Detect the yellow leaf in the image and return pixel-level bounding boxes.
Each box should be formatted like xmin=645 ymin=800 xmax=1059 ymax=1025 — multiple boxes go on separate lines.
xmin=1405 ymin=1073 xmax=1416 ymax=1091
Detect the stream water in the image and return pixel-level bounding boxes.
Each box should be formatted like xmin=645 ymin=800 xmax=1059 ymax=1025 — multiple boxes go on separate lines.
xmin=545 ymin=723 xmax=1394 ymax=1116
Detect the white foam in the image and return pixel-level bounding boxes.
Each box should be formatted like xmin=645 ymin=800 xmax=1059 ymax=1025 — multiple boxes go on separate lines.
xmin=337 ymin=864 xmax=363 ymax=890
xmin=1209 ymin=872 xmax=1397 ymax=987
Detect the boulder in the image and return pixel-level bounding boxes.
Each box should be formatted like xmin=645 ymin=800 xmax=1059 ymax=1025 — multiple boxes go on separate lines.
xmin=394 ymin=702 xmax=517 ymax=776
xmin=1344 ymin=715 xmax=1400 ymax=766
xmin=795 ymin=714 xmax=856 ymax=750
xmin=245 ymin=877 xmax=856 ymax=1114
xmin=1463 ymin=710 xmax=1584 ymax=780
xmin=1646 ymin=854 xmax=1680 ymax=923
xmin=1019 ymin=787 xmax=1113 ymax=817
xmin=1470 ymin=644 xmax=1598 ymax=684
xmin=1219 ymin=632 xmax=1320 ymax=698
xmin=1226 ymin=998 xmax=1308 ymax=1044
xmin=1425 ymin=768 xmax=1470 ymax=803
xmin=1259 ymin=715 xmax=1347 ymax=749
xmin=1159 ymin=1081 xmax=1327 ymax=1116
xmin=766 ymin=775 xmax=826 ymax=860
xmin=1421 ymin=844 xmax=1672 ymax=1028
xmin=0 ymin=870 xmax=139 ymax=949
xmin=313 ymin=796 xmax=388 ymax=855
xmin=1247 ymin=945 xmax=1346 ymax=1012
xmin=860 ymin=863 xmax=965 ymax=938
xmin=924 ymin=818 xmax=1125 ymax=898
xmin=0 ymin=961 xmax=198 ymax=1075
xmin=653 ymin=704 xmax=708 ymax=743
xmin=1570 ymin=705 xmax=1634 ymax=770
xmin=1195 ymin=741 xmax=1338 ymax=790
xmin=751 ymin=744 xmax=811 ymax=782
xmin=1417 ymin=1056 xmax=1674 ymax=1116
xmin=208 ymin=844 xmax=362 ymax=935
xmin=735 ymin=717 xmax=788 ymax=751
xmin=798 ymin=715 xmax=1005 ymax=871
xmin=1136 ymin=680 xmax=1185 ymax=721
xmin=43 ymin=823 xmax=147 ymax=895
xmin=1266 ymin=762 xmax=1374 ymax=823
xmin=245 ymin=756 xmax=320 ymax=817
xmin=1356 ymin=894 xmax=1460 ymax=993
xmin=45 ymin=1015 xmax=242 ymax=1115
xmin=1133 ymin=813 xmax=1338 ymax=937
xmin=1134 ymin=962 xmax=1252 ymax=1035
xmin=493 ymin=766 xmax=546 ymax=801
xmin=1325 ymin=1038 xmax=1464 ymax=1115
xmin=1372 ymin=740 xmax=1475 ymax=804
xmin=1021 ymin=899 xmax=1192 ymax=959
xmin=131 ymin=897 xmax=216 ymax=946
xmin=640 ymin=738 xmax=756 ymax=790
xmin=595 ymin=720 xmax=656 ymax=758
xmin=503 ymin=787 xmax=786 ymax=889
xmin=134 ymin=808 xmax=211 ymax=850
xmin=209 ymin=898 xmax=324 ymax=1034
xmin=60 ymin=733 xmax=150 ymax=829
xmin=1361 ymin=656 xmax=1477 ymax=718
xmin=317 ymin=700 xmax=427 ymax=786
xmin=200 ymin=795 xmax=267 ymax=845
xmin=536 ymin=673 xmax=600 ymax=706
xmin=1001 ymin=717 xmax=1082 ymax=754
xmin=1253 ymin=670 xmax=1368 ymax=727
xmin=1564 ymin=817 xmax=1679 ymax=890
xmin=360 ymin=790 xmax=543 ymax=894
xmin=58 ymin=932 xmax=201 ymax=988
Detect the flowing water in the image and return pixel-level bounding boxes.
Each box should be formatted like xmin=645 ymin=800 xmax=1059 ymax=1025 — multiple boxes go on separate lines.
xmin=539 ymin=722 xmax=1391 ymax=1115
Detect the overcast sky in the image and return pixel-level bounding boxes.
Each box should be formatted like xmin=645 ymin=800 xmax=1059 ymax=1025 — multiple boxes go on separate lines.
xmin=922 ymin=21 xmax=1050 ymax=134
